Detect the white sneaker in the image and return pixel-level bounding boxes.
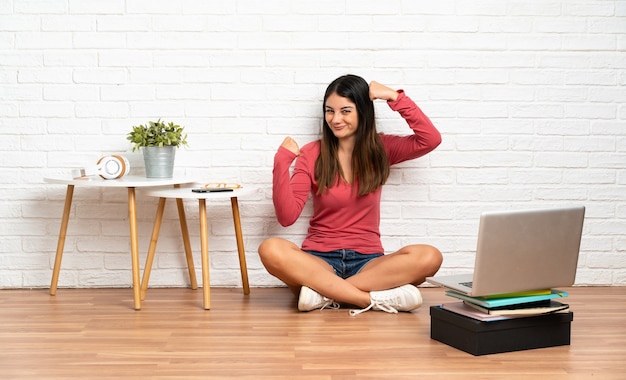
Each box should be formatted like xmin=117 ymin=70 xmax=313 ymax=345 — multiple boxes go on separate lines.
xmin=298 ymin=286 xmax=340 ymax=312
xmin=349 ymin=285 xmax=422 ymax=316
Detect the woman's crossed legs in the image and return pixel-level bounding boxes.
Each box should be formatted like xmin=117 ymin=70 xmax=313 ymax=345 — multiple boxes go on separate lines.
xmin=257 ymin=237 xmax=443 ymax=311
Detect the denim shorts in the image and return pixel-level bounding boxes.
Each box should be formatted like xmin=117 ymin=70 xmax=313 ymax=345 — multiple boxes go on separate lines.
xmin=304 ymin=249 xmax=384 ymax=279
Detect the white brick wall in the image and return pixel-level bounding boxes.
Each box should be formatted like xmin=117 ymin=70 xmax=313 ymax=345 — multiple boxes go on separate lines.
xmin=1 ymin=1 xmax=624 ymax=289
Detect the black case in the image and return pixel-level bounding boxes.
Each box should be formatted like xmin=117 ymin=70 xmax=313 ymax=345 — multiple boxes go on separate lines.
xmin=430 ymin=305 xmax=573 ymax=356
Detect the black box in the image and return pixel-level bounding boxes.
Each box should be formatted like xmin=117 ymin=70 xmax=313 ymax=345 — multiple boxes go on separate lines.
xmin=430 ymin=305 xmax=573 ymax=356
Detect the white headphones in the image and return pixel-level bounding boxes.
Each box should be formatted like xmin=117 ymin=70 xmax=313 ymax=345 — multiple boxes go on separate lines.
xmin=73 ymin=155 xmax=130 ymax=180
xmin=96 ymin=155 xmax=130 ymax=179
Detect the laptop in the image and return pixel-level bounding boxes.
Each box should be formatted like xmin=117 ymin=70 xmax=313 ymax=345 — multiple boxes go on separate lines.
xmin=426 ymin=206 xmax=585 ymax=297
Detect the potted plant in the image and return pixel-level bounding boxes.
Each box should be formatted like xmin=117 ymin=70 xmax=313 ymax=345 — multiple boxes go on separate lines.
xmin=127 ymin=119 xmax=188 ymax=178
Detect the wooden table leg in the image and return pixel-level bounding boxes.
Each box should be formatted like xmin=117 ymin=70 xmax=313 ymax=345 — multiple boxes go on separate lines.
xmin=50 ymin=185 xmax=74 ymax=295
xmin=140 ymin=197 xmax=167 ymax=300
xmin=230 ymin=196 xmax=250 ymax=295
xmin=127 ymin=187 xmax=141 ymax=310
xmin=198 ymin=199 xmax=210 ymax=309
xmin=175 ymin=198 xmax=198 ymax=289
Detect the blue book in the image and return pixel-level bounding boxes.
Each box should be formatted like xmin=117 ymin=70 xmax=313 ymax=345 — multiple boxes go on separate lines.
xmin=445 ymin=289 xmax=569 ymax=308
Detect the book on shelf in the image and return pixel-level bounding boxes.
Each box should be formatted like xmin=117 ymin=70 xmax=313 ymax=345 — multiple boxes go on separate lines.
xmin=463 ymin=300 xmax=570 ymax=317
xmin=445 ymin=288 xmax=568 ymax=308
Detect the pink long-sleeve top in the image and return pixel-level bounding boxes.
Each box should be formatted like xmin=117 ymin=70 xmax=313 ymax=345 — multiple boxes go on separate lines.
xmin=272 ymin=90 xmax=442 ymax=254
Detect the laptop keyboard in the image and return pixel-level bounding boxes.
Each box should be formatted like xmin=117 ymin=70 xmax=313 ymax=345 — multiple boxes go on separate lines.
xmin=460 ymin=281 xmax=473 ymax=288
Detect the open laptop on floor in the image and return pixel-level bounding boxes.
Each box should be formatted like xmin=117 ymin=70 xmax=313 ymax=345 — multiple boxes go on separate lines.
xmin=426 ymin=206 xmax=585 ymax=297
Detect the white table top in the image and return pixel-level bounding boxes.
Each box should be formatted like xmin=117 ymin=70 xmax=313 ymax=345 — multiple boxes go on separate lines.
xmin=142 ymin=185 xmax=258 ymax=200
xmin=44 ymin=175 xmax=195 ymax=188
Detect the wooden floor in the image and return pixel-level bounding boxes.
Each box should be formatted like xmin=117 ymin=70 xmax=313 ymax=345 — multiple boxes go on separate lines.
xmin=0 ymin=286 xmax=624 ymax=379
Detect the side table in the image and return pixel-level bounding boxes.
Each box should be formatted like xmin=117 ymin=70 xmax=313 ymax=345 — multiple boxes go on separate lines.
xmin=44 ymin=176 xmax=195 ymax=310
xmin=140 ymin=186 xmax=255 ymax=309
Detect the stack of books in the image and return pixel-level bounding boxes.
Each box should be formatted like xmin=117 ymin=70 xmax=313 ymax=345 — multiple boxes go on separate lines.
xmin=440 ymin=289 xmax=570 ymax=322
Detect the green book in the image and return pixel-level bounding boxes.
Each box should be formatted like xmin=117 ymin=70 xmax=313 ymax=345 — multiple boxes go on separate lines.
xmin=445 ymin=289 xmax=569 ymax=308
xmin=463 ymin=300 xmax=570 ymax=316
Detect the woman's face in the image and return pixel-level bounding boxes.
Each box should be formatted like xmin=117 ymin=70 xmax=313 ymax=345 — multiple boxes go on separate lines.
xmin=324 ymin=93 xmax=359 ymax=141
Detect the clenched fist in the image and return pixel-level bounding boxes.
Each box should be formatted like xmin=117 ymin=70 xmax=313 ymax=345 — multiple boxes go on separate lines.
xmin=280 ymin=136 xmax=300 ymax=156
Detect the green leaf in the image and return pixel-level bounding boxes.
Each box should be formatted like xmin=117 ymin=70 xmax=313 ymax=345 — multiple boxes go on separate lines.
xmin=126 ymin=119 xmax=188 ymax=152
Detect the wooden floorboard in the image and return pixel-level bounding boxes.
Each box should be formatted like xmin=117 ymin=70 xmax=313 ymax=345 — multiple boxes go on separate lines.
xmin=0 ymin=286 xmax=624 ymax=379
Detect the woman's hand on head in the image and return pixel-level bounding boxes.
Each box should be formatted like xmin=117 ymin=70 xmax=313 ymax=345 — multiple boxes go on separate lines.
xmin=280 ymin=136 xmax=300 ymax=156
xmin=369 ymin=81 xmax=399 ymax=102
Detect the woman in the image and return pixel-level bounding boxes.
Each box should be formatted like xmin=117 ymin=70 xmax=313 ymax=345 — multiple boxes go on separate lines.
xmin=258 ymin=74 xmax=443 ymax=316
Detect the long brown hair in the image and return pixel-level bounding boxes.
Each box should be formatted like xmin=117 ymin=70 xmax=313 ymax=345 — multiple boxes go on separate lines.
xmin=315 ymin=75 xmax=389 ymax=196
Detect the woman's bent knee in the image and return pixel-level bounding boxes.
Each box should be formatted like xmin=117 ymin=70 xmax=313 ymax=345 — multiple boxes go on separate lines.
xmin=258 ymin=237 xmax=281 ymax=255
xmin=423 ymin=245 xmax=443 ymax=276
xmin=402 ymin=244 xmax=443 ymax=276
xmin=258 ymin=238 xmax=297 ymax=268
